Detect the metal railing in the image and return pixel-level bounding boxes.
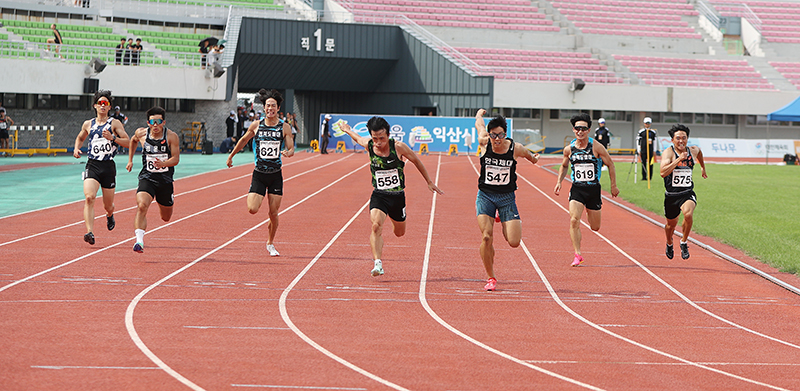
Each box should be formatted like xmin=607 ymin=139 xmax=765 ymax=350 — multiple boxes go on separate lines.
xmin=710 ymin=2 xmax=762 ymax=33
xmin=0 ymin=40 xmax=205 ymax=67
xmin=697 ymin=0 xmax=721 ymax=29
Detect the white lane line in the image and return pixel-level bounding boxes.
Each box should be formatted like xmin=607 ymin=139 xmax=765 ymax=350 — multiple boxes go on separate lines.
xmin=0 ymin=155 xmax=322 ymax=247
xmin=418 ymin=154 xmax=605 ymax=390
xmin=0 ymin=156 xmax=352 ymax=293
xmin=520 ymin=241 xmax=789 ymax=390
xmin=183 ymin=326 xmax=291 ymax=330
xmin=31 ymin=365 xmax=161 ymax=370
xmin=519 ymin=172 xmax=800 ymax=352
xmin=232 ymin=385 xmax=367 ymax=390
xmin=278 ymin=200 xmax=412 ymax=391
xmin=525 ymin=360 xmax=800 ymax=367
xmin=126 ymin=162 xmax=368 ymax=391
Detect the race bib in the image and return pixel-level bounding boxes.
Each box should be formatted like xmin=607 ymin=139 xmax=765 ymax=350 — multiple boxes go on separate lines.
xmin=259 ymin=140 xmax=280 ymax=159
xmin=90 ymin=137 xmax=113 ymax=159
xmin=0 ymin=122 xmax=7 ymax=130
xmin=672 ymin=168 xmax=692 ymax=187
xmin=146 ymin=153 xmax=168 ymax=173
xmin=375 ymin=169 xmax=400 ymax=190
xmin=573 ymin=163 xmax=595 ymax=182
xmin=484 ymin=165 xmax=510 ymax=186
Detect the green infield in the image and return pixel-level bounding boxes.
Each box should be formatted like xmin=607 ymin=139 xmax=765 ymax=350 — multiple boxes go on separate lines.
xmin=594 ymin=161 xmax=800 ymax=275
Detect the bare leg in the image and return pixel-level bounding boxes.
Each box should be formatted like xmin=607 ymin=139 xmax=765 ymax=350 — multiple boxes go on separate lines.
xmin=266 ymin=193 xmax=282 ymax=245
xmin=568 ymin=200 xmax=586 ymax=255
xmin=477 ymin=214 xmax=495 ymax=278
xmin=369 ymin=208 xmax=388 ymax=260
xmin=83 ymin=179 xmax=101 ymax=233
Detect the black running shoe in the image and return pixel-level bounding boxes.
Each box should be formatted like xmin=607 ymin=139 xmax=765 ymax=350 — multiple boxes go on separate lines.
xmin=666 ymin=244 xmax=674 ymax=259
xmin=680 ymin=242 xmax=690 ymax=259
xmin=84 ymin=232 xmax=95 ymax=245
xmin=107 ymin=214 xmax=115 ymax=231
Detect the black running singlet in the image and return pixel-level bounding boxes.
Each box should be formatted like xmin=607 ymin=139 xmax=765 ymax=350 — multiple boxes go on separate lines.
xmin=138 ymin=129 xmax=174 ymax=183
xmin=569 ymin=138 xmax=602 ymax=187
xmin=664 ymin=145 xmax=694 ymax=196
xmin=479 ymin=138 xmax=517 ymax=194
xmin=252 ymin=119 xmax=285 ymax=174
xmin=368 ymin=139 xmax=405 ymax=194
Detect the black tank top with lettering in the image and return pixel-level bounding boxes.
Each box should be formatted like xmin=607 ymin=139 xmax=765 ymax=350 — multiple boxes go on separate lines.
xmin=479 ymin=138 xmax=517 ymax=194
xmin=138 ymin=129 xmax=174 ymax=183
xmin=369 ymin=139 xmax=405 ymax=194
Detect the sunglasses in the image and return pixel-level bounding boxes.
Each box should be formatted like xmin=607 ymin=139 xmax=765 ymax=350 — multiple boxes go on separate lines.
xmin=573 ymin=126 xmax=590 ymax=132
xmin=148 ymin=118 xmax=164 ymax=125
xmin=96 ymin=101 xmax=110 ymax=107
xmin=488 ymin=132 xmax=506 ymax=139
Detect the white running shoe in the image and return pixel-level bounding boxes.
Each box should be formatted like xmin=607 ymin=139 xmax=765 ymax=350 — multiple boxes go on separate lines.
xmin=371 ymin=259 xmax=384 ymax=276
xmin=266 ymin=243 xmax=280 ymax=257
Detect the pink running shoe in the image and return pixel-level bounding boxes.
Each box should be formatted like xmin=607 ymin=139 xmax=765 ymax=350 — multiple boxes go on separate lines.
xmin=571 ymin=254 xmax=583 ymax=267
xmin=484 ymin=277 xmax=497 ymax=291
xmin=495 ymin=212 xmax=501 ymax=223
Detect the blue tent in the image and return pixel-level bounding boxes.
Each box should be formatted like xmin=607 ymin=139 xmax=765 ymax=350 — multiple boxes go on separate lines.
xmin=767 ymin=95 xmax=800 ymax=121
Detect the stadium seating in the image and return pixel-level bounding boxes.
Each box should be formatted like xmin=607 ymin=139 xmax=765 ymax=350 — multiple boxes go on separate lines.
xmin=454 ymin=47 xmax=622 ymax=83
xmin=769 ymin=61 xmax=800 ymax=87
xmin=551 ymin=0 xmax=703 ymax=39
xmin=340 ymin=0 xmax=560 ymax=31
xmin=713 ymin=1 xmax=800 ymax=43
xmin=615 ymin=54 xmax=774 ymax=90
xmin=130 ymin=0 xmax=283 ymax=10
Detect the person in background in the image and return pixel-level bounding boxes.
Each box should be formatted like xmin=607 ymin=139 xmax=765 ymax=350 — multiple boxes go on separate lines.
xmin=132 ymin=38 xmax=142 ymax=66
xmin=0 ymin=107 xmax=14 ymax=154
xmin=637 ymin=117 xmax=657 ymax=181
xmin=115 ymin=38 xmax=126 ymax=65
xmin=110 ymin=106 xmax=128 ymax=125
xmin=594 ymin=118 xmax=611 ymax=149
xmin=320 ymin=114 xmax=331 ymax=154
xmin=46 ymin=24 xmax=64 ymax=59
xmin=123 ymin=38 xmax=134 ymax=66
xmin=226 ymin=110 xmax=238 ymax=139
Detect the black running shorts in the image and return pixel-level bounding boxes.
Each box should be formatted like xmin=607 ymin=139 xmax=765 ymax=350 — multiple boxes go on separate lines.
xmin=249 ymin=169 xmax=283 ymax=196
xmin=569 ymin=184 xmax=602 ymax=211
xmin=664 ymin=191 xmax=696 ymax=220
xmin=137 ymin=179 xmax=174 ymax=207
xmin=370 ymin=191 xmax=406 ymax=222
xmin=83 ymin=159 xmax=117 ymax=189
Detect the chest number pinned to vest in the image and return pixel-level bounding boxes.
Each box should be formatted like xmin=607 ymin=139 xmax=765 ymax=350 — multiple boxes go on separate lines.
xmin=259 ymin=140 xmax=280 ymax=159
xmin=672 ymin=168 xmax=692 ymax=187
xmin=573 ymin=163 xmax=595 ymax=182
xmin=146 ymin=153 xmax=169 ymax=173
xmin=484 ymin=165 xmax=510 ymax=186
xmin=375 ymin=169 xmax=400 ymax=190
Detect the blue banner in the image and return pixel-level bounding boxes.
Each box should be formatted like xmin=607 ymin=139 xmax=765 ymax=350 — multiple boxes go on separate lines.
xmin=319 ymin=114 xmax=513 ymax=153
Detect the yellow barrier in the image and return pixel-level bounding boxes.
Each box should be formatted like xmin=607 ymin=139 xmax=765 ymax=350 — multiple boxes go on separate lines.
xmin=418 ymin=143 xmax=429 ymax=155
xmin=447 ymin=144 xmax=458 ymax=156
xmin=309 ymin=139 xmax=319 ymax=153
xmin=335 ymin=141 xmax=346 ymax=153
xmin=1 ymin=126 xmax=66 ymax=156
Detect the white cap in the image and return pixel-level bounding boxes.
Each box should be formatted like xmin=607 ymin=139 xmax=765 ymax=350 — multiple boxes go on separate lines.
xmin=324 ymin=114 xmax=331 ymax=120
xmin=644 ymin=117 xmax=652 ymax=123
xmin=230 ymin=110 xmax=236 ymax=115
xmin=598 ymin=118 xmax=605 ymax=123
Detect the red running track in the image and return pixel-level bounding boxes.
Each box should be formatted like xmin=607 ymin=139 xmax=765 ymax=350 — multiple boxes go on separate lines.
xmin=1 ymin=152 xmax=799 ymax=391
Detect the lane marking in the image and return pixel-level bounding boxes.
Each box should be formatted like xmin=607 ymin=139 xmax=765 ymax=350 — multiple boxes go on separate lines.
xmin=519 ymin=172 xmax=800 ymax=352
xmin=126 ymin=163 xmax=371 ymax=391
xmin=0 ymin=156 xmax=354 ymax=293
xmin=232 ymin=385 xmax=367 ymax=390
xmin=0 ymin=155 xmax=322 ymax=247
xmin=419 ymin=154 xmax=605 ymax=390
xmin=525 ymin=360 xmax=800 ymax=366
xmin=31 ymin=365 xmax=161 ymax=370
xmin=183 ymin=326 xmax=290 ymax=331
xmin=278 ymin=200 xmax=412 ymax=391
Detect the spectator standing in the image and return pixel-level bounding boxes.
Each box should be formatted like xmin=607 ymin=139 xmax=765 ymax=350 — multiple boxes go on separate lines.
xmin=115 ymin=38 xmax=126 ymax=65
xmin=637 ymin=117 xmax=657 ymax=181
xmin=288 ymin=113 xmax=298 ymax=148
xmin=594 ymin=118 xmax=611 ymax=149
xmin=199 ymin=40 xmax=210 ymax=69
xmin=123 ymin=38 xmax=133 ymax=66
xmin=225 ymin=110 xmax=237 ymax=139
xmin=132 ymin=38 xmax=142 ymax=66
xmin=46 ymin=24 xmax=64 ymax=59
xmin=320 ymin=114 xmax=331 ymax=154
xmin=110 ymin=106 xmax=128 ymax=125
xmin=0 ymin=107 xmax=14 ymax=155
xmin=236 ymin=107 xmax=247 ymax=140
